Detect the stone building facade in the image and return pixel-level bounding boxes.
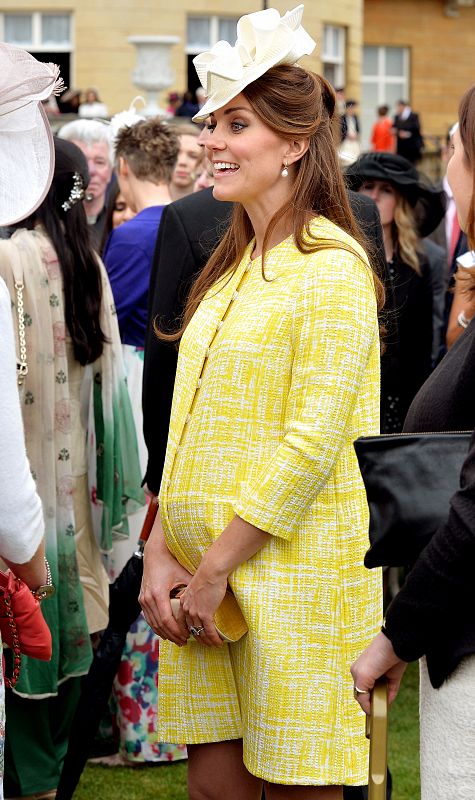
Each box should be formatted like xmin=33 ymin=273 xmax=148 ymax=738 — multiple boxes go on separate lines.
xmin=1 ymin=0 xmax=363 ymax=116
xmin=362 ymin=0 xmax=475 ymax=148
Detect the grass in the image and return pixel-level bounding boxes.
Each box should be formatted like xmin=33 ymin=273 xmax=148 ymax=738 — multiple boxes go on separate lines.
xmin=74 ymin=760 xmax=188 ymax=800
xmin=388 ymin=660 xmax=420 ymax=800
xmin=74 ymin=661 xmax=420 ymax=799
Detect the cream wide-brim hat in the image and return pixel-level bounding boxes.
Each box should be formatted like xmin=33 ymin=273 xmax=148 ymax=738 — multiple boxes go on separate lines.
xmin=192 ymin=4 xmax=316 ymax=123
xmin=0 ymin=43 xmax=62 ymax=226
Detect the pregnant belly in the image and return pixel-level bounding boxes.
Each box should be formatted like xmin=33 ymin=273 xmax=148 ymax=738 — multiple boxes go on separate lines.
xmin=162 ymin=495 xmax=236 ymax=573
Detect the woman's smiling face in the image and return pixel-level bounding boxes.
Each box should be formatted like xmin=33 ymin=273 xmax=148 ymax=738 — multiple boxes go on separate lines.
xmin=198 ymin=93 xmax=291 ymax=207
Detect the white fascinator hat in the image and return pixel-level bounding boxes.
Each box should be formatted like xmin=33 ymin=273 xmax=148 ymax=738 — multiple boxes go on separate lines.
xmin=0 ymin=43 xmax=63 ymax=226
xmin=107 ymin=96 xmax=147 ymax=159
xmin=192 ymin=4 xmax=316 ymax=123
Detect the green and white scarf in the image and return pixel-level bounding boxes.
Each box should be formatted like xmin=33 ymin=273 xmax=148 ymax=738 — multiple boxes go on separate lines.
xmin=0 ymin=228 xmax=144 ymax=696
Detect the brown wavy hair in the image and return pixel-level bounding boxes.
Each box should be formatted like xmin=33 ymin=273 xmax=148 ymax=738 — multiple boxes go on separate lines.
xmin=158 ymin=64 xmax=384 ymax=340
xmin=459 ymin=83 xmax=475 ymax=250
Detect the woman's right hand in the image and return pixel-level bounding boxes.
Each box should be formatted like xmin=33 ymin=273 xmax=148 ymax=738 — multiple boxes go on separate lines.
xmin=139 ymin=513 xmax=192 ymax=646
xmin=350 ymin=631 xmax=408 ymax=714
xmin=447 ymin=266 xmax=475 ymax=348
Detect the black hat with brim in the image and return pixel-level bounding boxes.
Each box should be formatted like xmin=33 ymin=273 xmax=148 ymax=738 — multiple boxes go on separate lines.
xmin=345 ymin=151 xmax=446 ymax=237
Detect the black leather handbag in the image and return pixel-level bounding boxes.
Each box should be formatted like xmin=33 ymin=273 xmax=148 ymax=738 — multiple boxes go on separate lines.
xmin=353 ymin=431 xmax=472 ymax=568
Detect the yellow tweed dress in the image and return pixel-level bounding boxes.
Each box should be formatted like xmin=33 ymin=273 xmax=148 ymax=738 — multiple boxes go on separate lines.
xmin=157 ymin=216 xmax=382 ymax=786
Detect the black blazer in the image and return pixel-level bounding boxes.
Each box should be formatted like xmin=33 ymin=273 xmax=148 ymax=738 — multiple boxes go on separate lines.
xmin=340 ymin=113 xmax=360 ymax=142
xmin=385 ymin=320 xmax=475 ymax=688
xmin=393 ymin=111 xmax=423 ymax=163
xmin=142 ymin=188 xmax=385 ymax=493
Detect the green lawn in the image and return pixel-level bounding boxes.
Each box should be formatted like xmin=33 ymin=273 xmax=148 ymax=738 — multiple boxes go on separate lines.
xmin=74 ymin=760 xmax=188 ymax=800
xmin=74 ymin=661 xmax=420 ymax=799
xmin=388 ymin=660 xmax=420 ymax=800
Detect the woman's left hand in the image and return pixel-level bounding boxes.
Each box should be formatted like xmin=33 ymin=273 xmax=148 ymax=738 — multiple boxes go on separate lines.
xmin=179 ymin=568 xmax=228 ymax=648
xmin=350 ymin=631 xmax=408 ymax=714
xmin=178 ymin=514 xmax=270 ymax=647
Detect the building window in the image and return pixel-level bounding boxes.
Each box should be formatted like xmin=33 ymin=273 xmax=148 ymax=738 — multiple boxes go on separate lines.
xmin=187 ymin=17 xmax=211 ymax=53
xmin=361 ymin=45 xmax=409 ymax=148
xmin=186 ymin=15 xmax=239 ymax=53
xmin=186 ymin=15 xmax=239 ymax=93
xmin=322 ymin=24 xmax=345 ymax=89
xmin=41 ymin=14 xmax=71 ymax=47
xmin=0 ymin=12 xmax=72 ymax=94
xmin=4 ymin=14 xmax=33 ymax=45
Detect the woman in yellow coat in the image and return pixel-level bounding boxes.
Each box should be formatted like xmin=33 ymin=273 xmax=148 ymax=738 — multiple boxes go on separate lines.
xmin=140 ymin=6 xmax=384 ymax=799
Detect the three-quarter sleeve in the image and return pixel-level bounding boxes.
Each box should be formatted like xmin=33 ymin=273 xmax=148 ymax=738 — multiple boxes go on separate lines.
xmin=233 ymin=248 xmax=379 ymax=539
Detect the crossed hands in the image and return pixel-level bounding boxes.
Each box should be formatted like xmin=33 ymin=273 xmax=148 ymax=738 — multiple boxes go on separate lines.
xmin=139 ymin=542 xmax=227 ymax=648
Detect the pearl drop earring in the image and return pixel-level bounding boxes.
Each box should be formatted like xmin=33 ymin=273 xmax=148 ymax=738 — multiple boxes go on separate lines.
xmin=281 ymin=161 xmax=289 ymax=178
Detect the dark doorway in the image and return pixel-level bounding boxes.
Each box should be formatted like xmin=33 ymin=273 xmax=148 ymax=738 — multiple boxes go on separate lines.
xmin=30 ymin=50 xmax=71 ymax=98
xmin=187 ymin=53 xmax=201 ymax=98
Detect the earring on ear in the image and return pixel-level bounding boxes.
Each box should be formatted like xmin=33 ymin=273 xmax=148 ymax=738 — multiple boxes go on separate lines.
xmin=281 ymin=160 xmax=289 ymax=178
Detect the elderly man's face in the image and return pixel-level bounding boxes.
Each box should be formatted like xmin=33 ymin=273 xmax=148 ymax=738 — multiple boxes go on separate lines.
xmin=72 ymin=139 xmax=112 ymax=207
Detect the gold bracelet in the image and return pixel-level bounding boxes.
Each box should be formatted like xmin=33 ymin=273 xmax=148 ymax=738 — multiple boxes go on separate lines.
xmin=31 ymin=557 xmax=55 ymax=601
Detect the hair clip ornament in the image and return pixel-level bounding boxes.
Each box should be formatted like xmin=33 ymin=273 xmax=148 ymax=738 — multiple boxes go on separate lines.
xmin=62 ymin=171 xmax=85 ymax=212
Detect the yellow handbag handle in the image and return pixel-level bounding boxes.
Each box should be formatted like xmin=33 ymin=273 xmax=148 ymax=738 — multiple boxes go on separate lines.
xmin=365 ymin=677 xmax=388 ymax=800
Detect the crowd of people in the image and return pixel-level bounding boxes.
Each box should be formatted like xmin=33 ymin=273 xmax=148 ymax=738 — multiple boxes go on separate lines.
xmin=44 ymin=87 xmax=109 ymax=118
xmin=1 ymin=4 xmax=475 ymax=799
xmin=335 ymin=88 xmax=425 ymax=166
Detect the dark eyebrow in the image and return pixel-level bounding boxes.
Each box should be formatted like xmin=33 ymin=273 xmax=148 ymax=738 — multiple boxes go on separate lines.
xmin=224 ymin=106 xmax=249 ymax=115
xmin=210 ymin=106 xmax=250 ymax=119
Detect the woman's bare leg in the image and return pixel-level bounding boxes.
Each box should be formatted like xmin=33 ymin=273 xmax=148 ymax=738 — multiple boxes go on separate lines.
xmin=187 ymin=740 xmax=263 ymax=800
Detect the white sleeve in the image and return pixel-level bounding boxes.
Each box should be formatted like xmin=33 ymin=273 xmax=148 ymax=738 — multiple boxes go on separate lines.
xmin=0 ymin=278 xmax=45 ymax=562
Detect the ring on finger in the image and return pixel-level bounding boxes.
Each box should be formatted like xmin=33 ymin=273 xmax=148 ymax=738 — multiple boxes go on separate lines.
xmin=353 ymin=685 xmax=370 ymax=699
xmin=189 ymin=625 xmax=205 ymax=637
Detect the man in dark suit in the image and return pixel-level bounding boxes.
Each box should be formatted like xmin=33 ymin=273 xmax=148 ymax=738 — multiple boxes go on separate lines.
xmin=142 ymin=186 xmax=386 ymax=496
xmin=393 ymin=100 xmax=424 ymax=164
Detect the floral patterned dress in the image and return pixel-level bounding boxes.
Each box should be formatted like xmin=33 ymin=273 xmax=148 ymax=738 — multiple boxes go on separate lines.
xmin=110 ymin=345 xmax=186 ymax=764
xmin=112 ymin=616 xmax=186 ymax=763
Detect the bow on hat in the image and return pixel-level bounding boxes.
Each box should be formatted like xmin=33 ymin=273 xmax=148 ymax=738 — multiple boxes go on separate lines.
xmin=0 ymin=43 xmax=64 ymax=226
xmin=193 ymin=4 xmax=316 ymax=122
xmin=0 ymin=46 xmax=63 ymax=133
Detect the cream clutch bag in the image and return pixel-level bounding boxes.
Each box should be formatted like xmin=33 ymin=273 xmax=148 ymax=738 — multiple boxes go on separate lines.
xmin=170 ymin=585 xmax=248 ymax=643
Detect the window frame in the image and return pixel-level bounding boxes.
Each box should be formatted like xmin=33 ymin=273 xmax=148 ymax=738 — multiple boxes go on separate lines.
xmin=321 ymin=24 xmax=346 ymax=89
xmin=362 ymin=45 xmax=410 ymax=98
xmin=0 ymin=11 xmax=73 ymax=52
xmin=361 ymin=44 xmax=410 ymax=148
xmin=186 ymin=14 xmax=240 ymax=55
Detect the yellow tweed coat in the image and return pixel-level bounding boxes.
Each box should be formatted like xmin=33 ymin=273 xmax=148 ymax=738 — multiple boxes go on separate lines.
xmin=157 ymin=217 xmax=382 ymax=785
